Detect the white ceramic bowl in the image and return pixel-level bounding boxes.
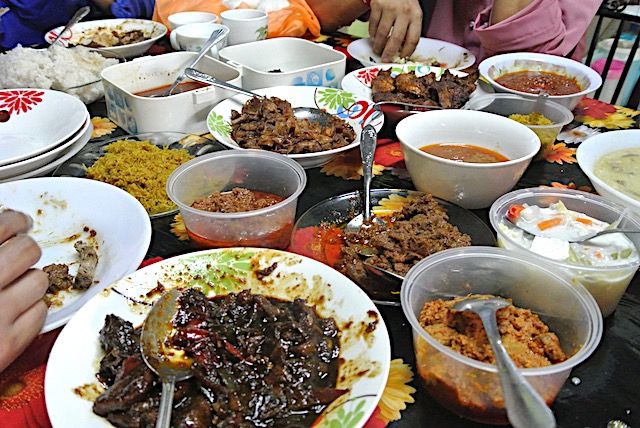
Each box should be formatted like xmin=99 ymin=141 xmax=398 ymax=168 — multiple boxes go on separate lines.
xmin=207 ymin=85 xmax=385 ymax=168
xmin=102 ymin=51 xmax=241 ymax=134
xmin=396 ymin=109 xmax=541 ymax=209
xmin=0 ymin=177 xmax=151 ymax=332
xmin=577 ymin=129 xmax=640 ymax=215
xmin=489 ymin=187 xmax=640 ymax=317
xmin=218 ymin=37 xmax=346 ymax=90
xmin=45 ymin=247 xmax=390 ymax=428
xmin=478 ymin=52 xmax=602 ymax=110
xmin=45 ymin=18 xmax=167 ymax=58
xmin=347 ymin=37 xmax=476 ymax=70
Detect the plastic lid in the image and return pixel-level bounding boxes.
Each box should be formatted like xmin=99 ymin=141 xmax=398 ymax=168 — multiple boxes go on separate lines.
xmin=591 ymin=59 xmax=624 ymax=78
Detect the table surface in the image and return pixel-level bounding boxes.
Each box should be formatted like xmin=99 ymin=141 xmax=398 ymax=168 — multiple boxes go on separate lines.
xmin=2 ymin=32 xmax=639 ymax=428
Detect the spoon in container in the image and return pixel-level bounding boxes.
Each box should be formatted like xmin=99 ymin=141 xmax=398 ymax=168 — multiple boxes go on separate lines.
xmin=452 ymin=296 xmax=557 ymax=428
xmin=48 ymin=6 xmax=91 ymax=50
xmin=140 ymin=288 xmax=194 ymax=428
xmin=184 ymin=67 xmax=335 ymax=126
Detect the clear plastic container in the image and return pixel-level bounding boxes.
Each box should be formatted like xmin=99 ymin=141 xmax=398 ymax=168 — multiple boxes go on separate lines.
xmin=166 ymin=150 xmax=307 ymax=250
xmin=401 ymin=246 xmax=603 ymax=424
xmin=489 ymin=187 xmax=640 ymax=317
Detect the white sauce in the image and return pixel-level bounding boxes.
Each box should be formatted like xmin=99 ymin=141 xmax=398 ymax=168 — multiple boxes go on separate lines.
xmin=593 ymin=148 xmax=640 ymax=201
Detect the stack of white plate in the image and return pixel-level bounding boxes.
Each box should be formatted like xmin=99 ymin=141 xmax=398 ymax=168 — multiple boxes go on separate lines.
xmin=0 ymin=88 xmax=93 ymax=182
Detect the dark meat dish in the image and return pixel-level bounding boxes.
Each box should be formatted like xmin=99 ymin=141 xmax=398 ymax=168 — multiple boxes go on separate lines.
xmin=230 ymin=96 xmax=356 ymax=154
xmin=371 ymin=69 xmax=479 ymax=109
xmin=337 ymin=194 xmax=472 ymax=282
xmin=74 ymin=240 xmax=99 ymax=290
xmin=43 ymin=240 xmax=99 ymax=306
xmin=93 ymin=288 xmax=347 ymax=428
xmin=191 ymin=188 xmax=284 ymax=213
xmin=43 ymin=264 xmax=74 ymax=292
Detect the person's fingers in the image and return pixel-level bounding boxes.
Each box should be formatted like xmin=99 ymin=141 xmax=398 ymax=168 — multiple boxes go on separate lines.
xmin=0 ymin=269 xmax=48 ymax=321
xmin=0 ymin=299 xmax=47 ymax=372
xmin=0 ymin=235 xmax=42 ymax=289
xmin=380 ymin=15 xmax=410 ymax=62
xmin=0 ymin=210 xmax=32 ymax=243
xmin=399 ymin=17 xmax=423 ymax=59
xmin=368 ymin=7 xmax=382 ymax=50
xmin=371 ymin=13 xmax=395 ymax=56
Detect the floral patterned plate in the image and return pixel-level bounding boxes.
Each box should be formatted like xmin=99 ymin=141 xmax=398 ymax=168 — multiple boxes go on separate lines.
xmin=290 ymin=189 xmax=497 ymax=305
xmin=207 ymin=86 xmax=385 ymax=169
xmin=45 ymin=247 xmax=390 ymax=428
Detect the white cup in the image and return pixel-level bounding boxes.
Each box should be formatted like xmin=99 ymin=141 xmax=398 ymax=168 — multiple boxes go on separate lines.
xmin=168 ymin=11 xmax=219 ymax=30
xmin=170 ymin=23 xmax=229 ymax=59
xmin=220 ymin=9 xmax=268 ymax=46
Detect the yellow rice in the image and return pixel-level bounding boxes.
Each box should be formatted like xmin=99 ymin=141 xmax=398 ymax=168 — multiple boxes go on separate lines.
xmin=86 ymin=139 xmax=194 ymax=215
xmin=508 ymin=111 xmax=553 ymax=125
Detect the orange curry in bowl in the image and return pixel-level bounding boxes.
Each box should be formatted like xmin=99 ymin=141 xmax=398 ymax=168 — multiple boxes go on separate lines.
xmin=495 ymin=70 xmax=582 ymax=96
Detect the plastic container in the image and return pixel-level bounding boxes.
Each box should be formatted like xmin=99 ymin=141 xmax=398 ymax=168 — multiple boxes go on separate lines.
xmin=401 ymin=246 xmax=603 ymax=425
xmin=166 ymin=150 xmax=307 ymax=250
xmin=592 ymin=37 xmax=640 ymax=106
xmin=490 ymin=187 xmax=640 ymax=317
xmin=467 ymin=93 xmax=574 ymax=160
xmin=590 ymin=59 xmax=625 ymax=104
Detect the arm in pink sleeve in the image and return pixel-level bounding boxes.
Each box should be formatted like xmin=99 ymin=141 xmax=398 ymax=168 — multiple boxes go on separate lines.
xmin=474 ymin=0 xmax=601 ymax=58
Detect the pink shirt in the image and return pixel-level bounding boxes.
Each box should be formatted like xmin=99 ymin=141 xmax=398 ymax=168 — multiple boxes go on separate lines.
xmin=424 ymin=0 xmax=601 ymax=63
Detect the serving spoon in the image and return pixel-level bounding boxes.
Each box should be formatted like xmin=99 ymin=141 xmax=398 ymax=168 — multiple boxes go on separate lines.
xmin=48 ymin=6 xmax=91 ymax=50
xmin=452 ymin=296 xmax=557 ymax=428
xmin=184 ymin=68 xmax=335 ymax=126
xmin=140 ymin=288 xmax=194 ymax=428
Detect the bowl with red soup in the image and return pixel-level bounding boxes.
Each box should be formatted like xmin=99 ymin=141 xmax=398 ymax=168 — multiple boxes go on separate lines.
xmin=166 ymin=149 xmax=307 ymax=249
xmin=478 ymin=52 xmax=602 ymax=110
xmin=396 ymin=109 xmax=541 ymax=209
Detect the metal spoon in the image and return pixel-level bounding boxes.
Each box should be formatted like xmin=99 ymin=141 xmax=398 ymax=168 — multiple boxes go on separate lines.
xmin=155 ymin=27 xmax=229 ymax=97
xmin=344 ymin=124 xmax=386 ymax=232
xmin=140 ymin=288 xmax=194 ymax=428
xmin=184 ymin=67 xmax=335 ymax=126
xmin=505 ymin=215 xmax=639 ymax=243
xmin=452 ymin=296 xmax=556 ymax=428
xmin=48 ymin=6 xmax=91 ymax=50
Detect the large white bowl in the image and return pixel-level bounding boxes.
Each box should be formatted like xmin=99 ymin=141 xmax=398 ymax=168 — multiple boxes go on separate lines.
xmin=0 ymin=177 xmax=151 ymax=332
xmin=0 ymin=88 xmax=88 ymax=166
xmin=478 ymin=52 xmax=602 ymax=110
xmin=347 ymin=37 xmax=475 ymax=70
xmin=396 ymin=109 xmax=540 ymax=209
xmin=207 ymin=86 xmax=385 ymax=169
xmin=577 ymin=129 xmax=640 ymax=215
xmin=45 ymin=18 xmax=167 ymax=58
xmin=45 ymin=247 xmax=390 ymax=427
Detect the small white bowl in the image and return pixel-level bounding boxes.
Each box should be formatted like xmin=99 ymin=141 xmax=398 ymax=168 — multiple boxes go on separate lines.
xmin=577 ymin=129 xmax=640 ymax=215
xmin=396 ymin=109 xmax=540 ymax=209
xmin=45 ymin=18 xmax=167 ymax=58
xmin=478 ymin=52 xmax=602 ymax=110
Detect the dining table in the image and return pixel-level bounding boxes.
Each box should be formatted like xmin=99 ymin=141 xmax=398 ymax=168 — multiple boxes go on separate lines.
xmin=0 ymin=30 xmax=639 ymax=428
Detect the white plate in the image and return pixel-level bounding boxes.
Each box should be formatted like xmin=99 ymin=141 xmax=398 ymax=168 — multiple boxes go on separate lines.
xmin=0 ymin=112 xmax=90 ymax=179
xmin=207 ymin=86 xmax=385 ymax=169
xmin=0 ymin=177 xmax=151 ymax=333
xmin=341 ymin=64 xmax=491 ymax=105
xmin=45 ymin=247 xmax=390 ymax=428
xmin=0 ymin=121 xmax=93 ymax=183
xmin=0 ymin=89 xmax=88 ymax=166
xmin=45 ymin=18 xmax=167 ymax=58
xmin=347 ymin=37 xmax=476 ymax=70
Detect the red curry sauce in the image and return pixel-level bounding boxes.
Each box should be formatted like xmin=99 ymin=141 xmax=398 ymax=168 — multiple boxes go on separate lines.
xmin=420 ymin=144 xmax=509 ymax=163
xmin=495 ymin=70 xmax=582 ymax=95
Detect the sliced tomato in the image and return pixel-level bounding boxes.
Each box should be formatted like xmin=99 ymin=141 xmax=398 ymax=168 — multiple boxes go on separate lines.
xmin=507 ymin=204 xmax=525 ymax=221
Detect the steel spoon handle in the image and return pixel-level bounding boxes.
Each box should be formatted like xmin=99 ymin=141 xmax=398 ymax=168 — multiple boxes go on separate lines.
xmin=477 ymin=308 xmax=556 ymax=428
xmin=185 ymin=68 xmax=259 ymax=97
xmin=360 ymin=125 xmax=378 ymax=221
xmin=156 ymin=376 xmax=177 ymax=428
xmin=575 ymin=228 xmax=640 ymax=243
xmin=48 ymin=6 xmax=91 ymax=49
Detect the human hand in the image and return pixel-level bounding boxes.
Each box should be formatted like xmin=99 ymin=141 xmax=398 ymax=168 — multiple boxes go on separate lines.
xmin=368 ymin=0 xmax=423 ymax=63
xmin=0 ymin=210 xmax=48 ymax=373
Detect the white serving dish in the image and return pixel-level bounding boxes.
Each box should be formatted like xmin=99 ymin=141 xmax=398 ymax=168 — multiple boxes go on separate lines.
xmin=0 ymin=88 xmax=88 ymax=166
xmin=207 ymin=85 xmax=385 ymax=169
xmin=218 ymin=37 xmax=346 ymax=90
xmin=347 ymin=37 xmax=476 ymax=70
xmin=577 ymin=129 xmax=640 ymax=215
xmin=0 ymin=177 xmax=151 ymax=332
xmin=101 ymin=52 xmax=241 ymax=134
xmin=478 ymin=52 xmax=603 ymax=110
xmin=45 ymin=18 xmax=167 ymax=58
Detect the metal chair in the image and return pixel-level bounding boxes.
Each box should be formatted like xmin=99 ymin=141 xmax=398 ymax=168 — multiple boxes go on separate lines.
xmin=584 ymin=0 xmax=640 ymax=108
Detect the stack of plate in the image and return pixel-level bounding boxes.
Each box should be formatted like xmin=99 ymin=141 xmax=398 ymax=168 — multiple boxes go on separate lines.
xmin=0 ymin=88 xmax=93 ymax=182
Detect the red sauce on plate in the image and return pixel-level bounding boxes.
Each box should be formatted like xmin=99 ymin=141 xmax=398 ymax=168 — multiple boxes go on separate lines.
xmin=186 ymin=222 xmax=294 ymax=250
xmin=495 ymin=70 xmax=582 ymax=95
xmin=420 ymin=144 xmax=509 ymax=163
xmin=134 ymin=81 xmax=209 ymax=97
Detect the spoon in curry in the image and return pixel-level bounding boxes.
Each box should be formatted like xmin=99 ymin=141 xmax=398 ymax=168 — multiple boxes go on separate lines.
xmin=452 ymin=296 xmax=556 ymax=428
xmin=184 ymin=67 xmax=335 ymax=126
xmin=140 ymin=288 xmax=194 ymax=428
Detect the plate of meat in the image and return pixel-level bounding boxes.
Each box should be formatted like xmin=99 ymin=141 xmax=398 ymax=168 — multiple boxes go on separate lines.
xmin=206 ymin=85 xmax=385 ymax=169
xmin=45 ymin=247 xmax=390 ymax=427
xmin=0 ymin=177 xmax=151 ymax=332
xmin=289 ymin=189 xmax=496 ymax=304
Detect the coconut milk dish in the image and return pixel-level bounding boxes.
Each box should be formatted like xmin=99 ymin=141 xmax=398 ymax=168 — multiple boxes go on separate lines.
xmin=593 ymin=148 xmax=640 ymax=202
